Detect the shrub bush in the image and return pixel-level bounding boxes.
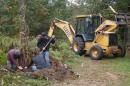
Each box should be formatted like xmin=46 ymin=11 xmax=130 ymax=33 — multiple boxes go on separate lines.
xmin=50 ymin=41 xmax=81 ymax=65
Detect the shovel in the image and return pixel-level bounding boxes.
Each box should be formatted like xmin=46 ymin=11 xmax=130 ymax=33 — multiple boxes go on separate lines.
xmin=42 ymin=35 xmax=55 ymax=51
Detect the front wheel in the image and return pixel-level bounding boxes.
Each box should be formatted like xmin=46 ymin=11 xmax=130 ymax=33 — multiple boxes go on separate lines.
xmin=89 ymin=45 xmax=103 ymax=60
xmin=72 ymin=37 xmax=85 ymax=56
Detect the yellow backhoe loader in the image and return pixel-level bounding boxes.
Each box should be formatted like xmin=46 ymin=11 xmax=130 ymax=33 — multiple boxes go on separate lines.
xmin=48 ymin=9 xmax=130 ymax=60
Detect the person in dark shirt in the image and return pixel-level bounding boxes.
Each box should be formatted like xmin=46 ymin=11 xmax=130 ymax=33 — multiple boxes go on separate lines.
xmin=37 ymin=32 xmax=55 ymax=51
xmin=29 ymin=32 xmax=55 ymax=72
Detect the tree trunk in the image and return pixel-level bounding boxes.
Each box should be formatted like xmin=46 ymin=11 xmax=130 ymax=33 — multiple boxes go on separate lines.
xmin=19 ymin=0 xmax=30 ymax=67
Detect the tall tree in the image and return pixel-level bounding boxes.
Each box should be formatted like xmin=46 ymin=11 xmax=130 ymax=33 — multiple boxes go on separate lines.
xmin=26 ymin=0 xmax=49 ymax=35
xmin=0 ymin=0 xmax=19 ymax=35
xmin=19 ymin=0 xmax=30 ymax=66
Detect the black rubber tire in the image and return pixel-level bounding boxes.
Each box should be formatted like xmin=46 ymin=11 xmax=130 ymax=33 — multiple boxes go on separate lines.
xmin=89 ymin=45 xmax=103 ymax=60
xmin=113 ymin=45 xmax=126 ymax=57
xmin=72 ymin=37 xmax=85 ymax=56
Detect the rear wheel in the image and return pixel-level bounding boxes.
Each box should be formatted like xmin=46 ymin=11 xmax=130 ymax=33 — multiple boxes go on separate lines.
xmin=72 ymin=37 xmax=85 ymax=56
xmin=89 ymin=45 xmax=103 ymax=60
xmin=113 ymin=45 xmax=126 ymax=57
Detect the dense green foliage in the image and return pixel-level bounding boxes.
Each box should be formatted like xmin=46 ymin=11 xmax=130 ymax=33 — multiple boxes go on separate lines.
xmin=0 ymin=0 xmax=19 ymax=35
xmin=0 ymin=0 xmax=129 ymax=36
xmin=50 ymin=40 xmax=81 ymax=66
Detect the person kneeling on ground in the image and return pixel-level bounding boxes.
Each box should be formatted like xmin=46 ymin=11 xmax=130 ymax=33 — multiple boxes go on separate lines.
xmin=7 ymin=47 xmax=23 ymax=71
xmin=28 ymin=49 xmax=51 ymax=72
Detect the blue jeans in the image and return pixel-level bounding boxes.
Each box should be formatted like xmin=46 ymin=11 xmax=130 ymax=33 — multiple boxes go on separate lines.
xmin=42 ymin=51 xmax=51 ymax=67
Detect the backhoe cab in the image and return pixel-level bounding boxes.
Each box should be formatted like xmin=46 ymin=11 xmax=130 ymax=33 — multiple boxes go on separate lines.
xmin=75 ymin=15 xmax=102 ymax=42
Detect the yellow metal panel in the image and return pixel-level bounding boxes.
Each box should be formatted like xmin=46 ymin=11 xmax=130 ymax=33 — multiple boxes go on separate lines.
xmin=95 ymin=34 xmax=109 ymax=47
xmin=95 ymin=20 xmax=117 ymax=33
xmin=84 ymin=42 xmax=94 ymax=50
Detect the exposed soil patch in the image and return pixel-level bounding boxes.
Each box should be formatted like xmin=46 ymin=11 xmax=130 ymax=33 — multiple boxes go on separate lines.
xmin=31 ymin=57 xmax=78 ymax=81
xmin=53 ymin=57 xmax=128 ymax=86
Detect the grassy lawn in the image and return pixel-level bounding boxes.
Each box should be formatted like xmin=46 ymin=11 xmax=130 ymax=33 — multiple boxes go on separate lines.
xmin=0 ymin=72 xmax=51 ymax=86
xmin=108 ymin=54 xmax=130 ymax=86
xmin=111 ymin=57 xmax=130 ymax=73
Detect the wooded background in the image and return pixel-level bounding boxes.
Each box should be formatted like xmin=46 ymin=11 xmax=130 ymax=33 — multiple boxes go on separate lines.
xmin=0 ymin=0 xmax=129 ymax=36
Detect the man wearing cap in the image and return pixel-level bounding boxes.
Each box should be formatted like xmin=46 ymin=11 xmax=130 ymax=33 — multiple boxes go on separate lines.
xmin=33 ymin=32 xmax=55 ymax=70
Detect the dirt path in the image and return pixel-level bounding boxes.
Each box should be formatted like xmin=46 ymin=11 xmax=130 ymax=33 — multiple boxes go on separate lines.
xmin=53 ymin=57 xmax=123 ymax=86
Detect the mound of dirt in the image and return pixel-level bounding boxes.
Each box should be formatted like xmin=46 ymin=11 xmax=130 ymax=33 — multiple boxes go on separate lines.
xmin=31 ymin=57 xmax=79 ymax=81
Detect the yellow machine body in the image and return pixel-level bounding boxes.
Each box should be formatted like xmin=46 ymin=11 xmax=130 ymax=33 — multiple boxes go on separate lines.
xmin=48 ymin=15 xmax=127 ymax=60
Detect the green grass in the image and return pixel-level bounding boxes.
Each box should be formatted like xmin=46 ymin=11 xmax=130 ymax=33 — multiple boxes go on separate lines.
xmin=0 ymin=52 xmax=6 ymax=64
xmin=110 ymin=56 xmax=130 ymax=73
xmin=0 ymin=73 xmax=51 ymax=86
xmin=108 ymin=55 xmax=130 ymax=86
xmin=50 ymin=41 xmax=81 ymax=67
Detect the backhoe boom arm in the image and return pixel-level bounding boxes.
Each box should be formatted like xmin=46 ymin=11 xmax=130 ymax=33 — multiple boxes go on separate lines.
xmin=48 ymin=18 xmax=75 ymax=43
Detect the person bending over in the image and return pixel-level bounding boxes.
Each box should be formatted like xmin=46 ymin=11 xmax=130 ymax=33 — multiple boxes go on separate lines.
xmin=7 ymin=47 xmax=23 ymax=71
